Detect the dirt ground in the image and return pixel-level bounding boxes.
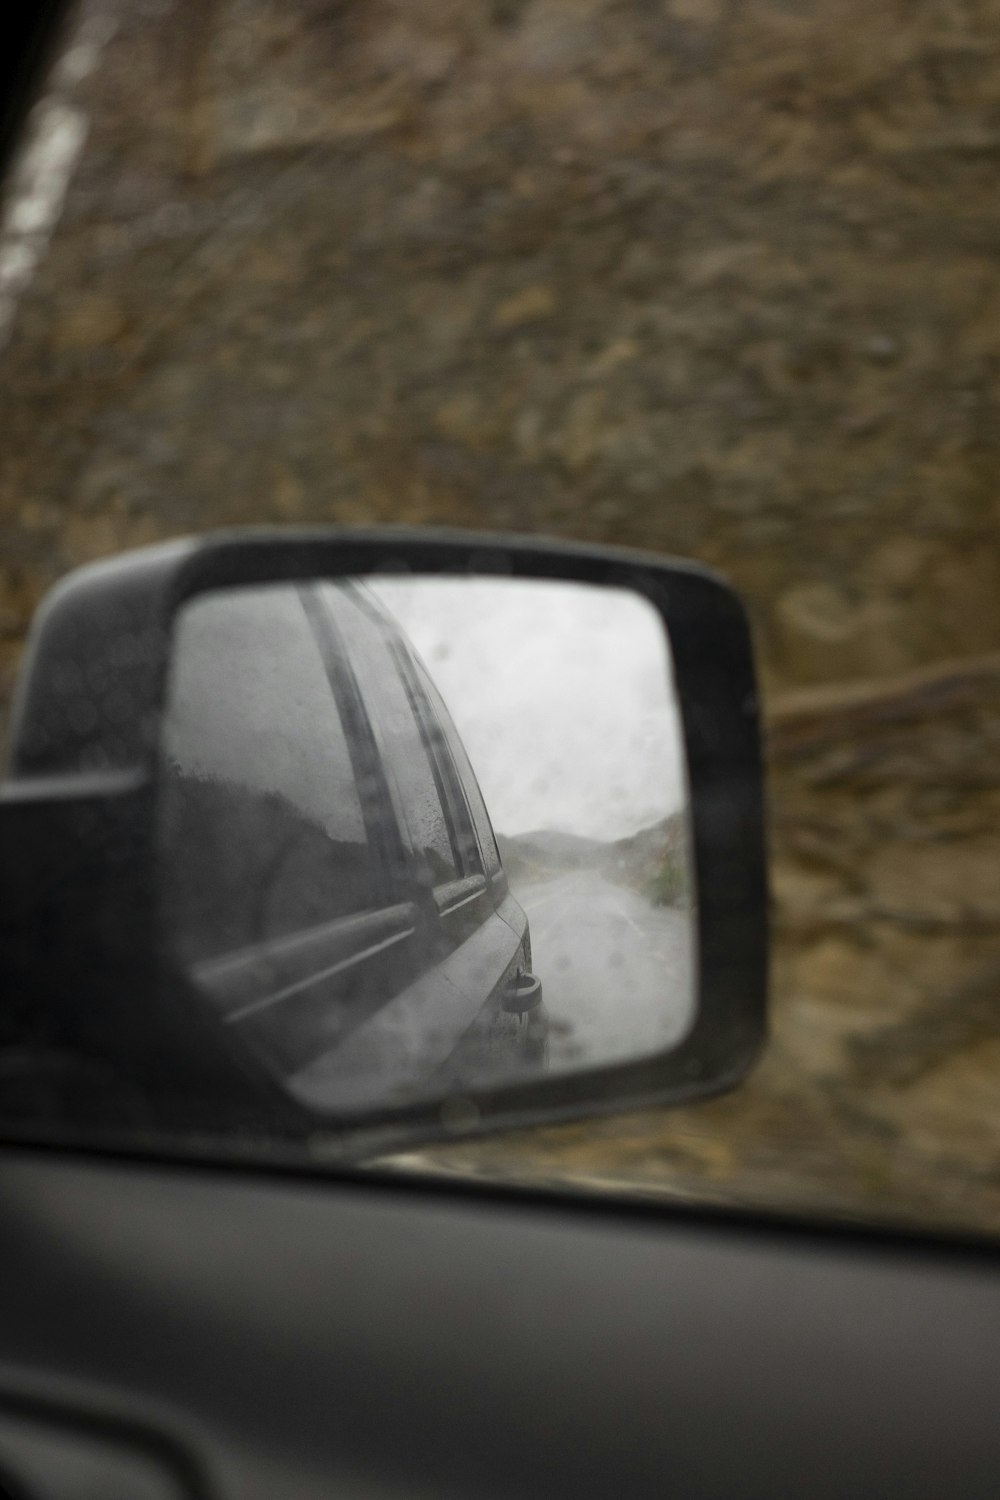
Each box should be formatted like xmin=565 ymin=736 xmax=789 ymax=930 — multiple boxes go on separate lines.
xmin=3 ymin=0 xmax=1000 ymax=1233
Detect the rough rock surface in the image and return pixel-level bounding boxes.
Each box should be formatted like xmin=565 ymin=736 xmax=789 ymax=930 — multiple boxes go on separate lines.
xmin=2 ymin=0 xmax=1000 ymax=1231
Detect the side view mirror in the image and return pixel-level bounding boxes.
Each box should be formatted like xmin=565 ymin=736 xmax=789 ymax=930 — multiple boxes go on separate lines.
xmin=0 ymin=529 xmax=767 ymax=1162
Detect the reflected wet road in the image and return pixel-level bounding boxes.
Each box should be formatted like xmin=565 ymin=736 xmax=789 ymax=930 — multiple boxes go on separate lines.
xmin=513 ymin=871 xmax=695 ymax=1073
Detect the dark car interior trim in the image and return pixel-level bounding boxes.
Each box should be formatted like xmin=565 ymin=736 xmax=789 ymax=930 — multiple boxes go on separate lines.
xmin=1 ymin=1145 xmax=999 ymax=1500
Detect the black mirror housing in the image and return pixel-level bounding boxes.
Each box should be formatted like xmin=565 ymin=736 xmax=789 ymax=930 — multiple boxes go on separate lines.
xmin=0 ymin=528 xmax=767 ymax=1163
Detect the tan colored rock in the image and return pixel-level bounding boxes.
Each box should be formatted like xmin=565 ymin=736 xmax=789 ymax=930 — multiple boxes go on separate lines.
xmin=555 ymin=389 xmax=607 ymax=472
xmin=585 ymin=338 xmax=640 ymax=378
xmin=434 ymin=393 xmax=485 ymax=444
xmin=491 ymin=286 xmax=557 ymax=330
xmin=52 ymin=295 xmax=126 ymax=350
xmin=667 ymin=0 xmax=725 ymax=24
xmin=774 ymin=583 xmax=907 ymax=683
xmin=865 ymin=536 xmax=936 ymax=595
xmin=790 ymin=937 xmax=891 ymax=1011
xmin=876 ymin=1040 xmax=1000 ymax=1163
xmin=868 ymin=838 xmax=1000 ymax=922
xmin=771 ymin=860 xmax=845 ymax=920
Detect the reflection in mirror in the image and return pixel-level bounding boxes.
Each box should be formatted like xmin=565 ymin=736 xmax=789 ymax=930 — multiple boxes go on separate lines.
xmin=157 ymin=576 xmax=694 ymax=1117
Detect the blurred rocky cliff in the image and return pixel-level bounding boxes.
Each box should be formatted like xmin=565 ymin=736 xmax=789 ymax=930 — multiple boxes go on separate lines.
xmin=3 ymin=0 xmax=1000 ymax=1230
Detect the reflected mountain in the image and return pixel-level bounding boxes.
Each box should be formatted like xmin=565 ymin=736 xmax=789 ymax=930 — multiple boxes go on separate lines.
xmin=498 ymin=812 xmax=689 ymax=908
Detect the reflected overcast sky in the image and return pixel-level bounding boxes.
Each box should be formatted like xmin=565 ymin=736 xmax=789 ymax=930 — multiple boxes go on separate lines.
xmin=369 ymin=577 xmax=686 ymax=842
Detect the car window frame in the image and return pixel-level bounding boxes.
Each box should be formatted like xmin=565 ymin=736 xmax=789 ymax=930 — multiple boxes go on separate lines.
xmin=344 ymin=585 xmax=484 ymax=880
xmin=405 ymin=647 xmax=504 ymax=886
xmin=319 ymin=586 xmax=472 ymax=893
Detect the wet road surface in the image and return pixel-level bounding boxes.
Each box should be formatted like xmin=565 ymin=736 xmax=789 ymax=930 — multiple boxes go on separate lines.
xmin=512 ymin=869 xmax=695 ymax=1073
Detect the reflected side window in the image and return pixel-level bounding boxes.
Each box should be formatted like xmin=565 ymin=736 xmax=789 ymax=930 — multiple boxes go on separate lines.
xmin=318 ymin=585 xmax=477 ymax=894
xmin=159 ymin=586 xmax=381 ymax=965
xmin=408 ymin=655 xmax=502 ymax=881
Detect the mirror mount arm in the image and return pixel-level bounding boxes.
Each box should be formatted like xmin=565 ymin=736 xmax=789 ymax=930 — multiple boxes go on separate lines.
xmin=0 ymin=777 xmax=305 ymax=1137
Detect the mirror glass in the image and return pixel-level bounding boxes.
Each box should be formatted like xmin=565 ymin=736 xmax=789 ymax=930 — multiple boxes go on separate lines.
xmin=156 ymin=576 xmax=695 ymax=1115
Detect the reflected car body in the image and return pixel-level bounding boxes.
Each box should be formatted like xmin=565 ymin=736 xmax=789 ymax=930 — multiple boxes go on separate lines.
xmin=160 ymin=580 xmax=548 ymax=1112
